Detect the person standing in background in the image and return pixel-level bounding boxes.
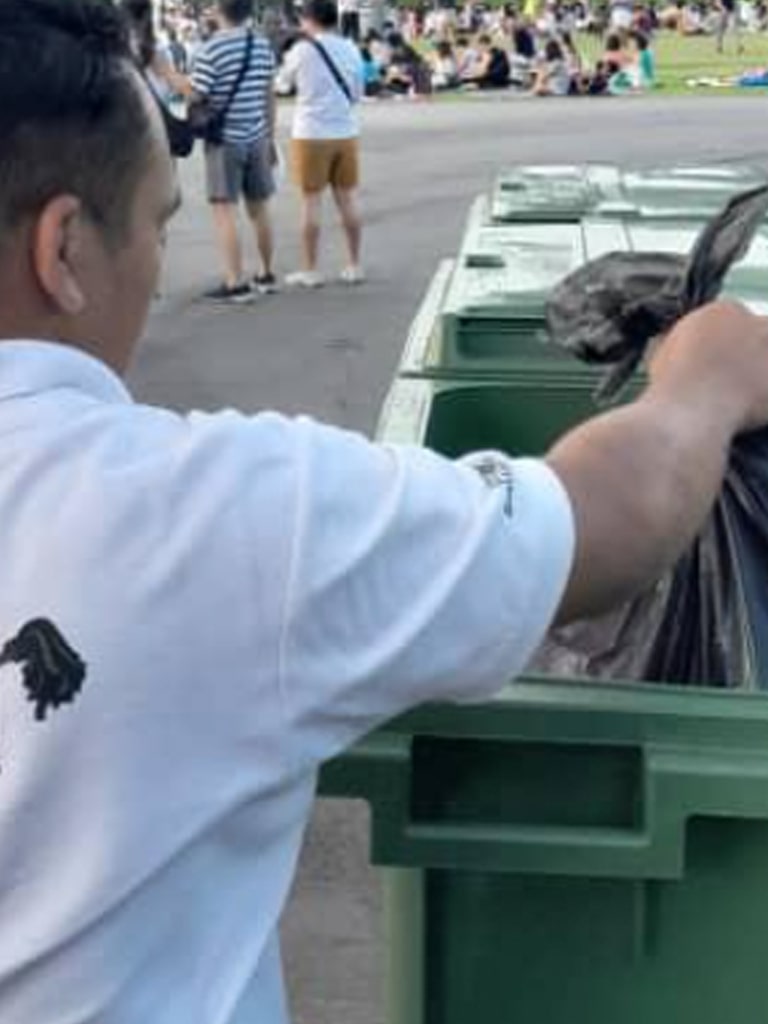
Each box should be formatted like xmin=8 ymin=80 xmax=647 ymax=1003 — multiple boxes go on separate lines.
xmin=339 ymin=0 xmax=361 ymax=41
xmin=716 ymin=0 xmax=744 ymax=53
xmin=166 ymin=24 xmax=189 ymax=73
xmin=609 ymin=0 xmax=634 ymax=31
xmin=282 ymin=0 xmax=365 ymax=288
xmin=122 ymin=0 xmax=184 ymax=107
xmin=191 ymin=0 xmax=278 ymax=302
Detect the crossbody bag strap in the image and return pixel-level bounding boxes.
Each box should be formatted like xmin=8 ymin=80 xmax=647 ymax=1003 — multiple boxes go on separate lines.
xmin=306 ymin=36 xmax=353 ymax=103
xmin=220 ymin=29 xmax=255 ymax=123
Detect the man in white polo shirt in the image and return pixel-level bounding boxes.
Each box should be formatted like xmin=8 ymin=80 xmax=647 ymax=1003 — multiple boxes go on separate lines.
xmin=2 ymin=1 xmax=768 ymax=1023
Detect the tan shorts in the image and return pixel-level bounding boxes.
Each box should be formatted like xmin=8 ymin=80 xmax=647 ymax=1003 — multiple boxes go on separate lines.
xmin=291 ymin=138 xmax=360 ymax=194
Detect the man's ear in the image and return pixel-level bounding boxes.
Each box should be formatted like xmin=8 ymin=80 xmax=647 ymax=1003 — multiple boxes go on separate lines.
xmin=32 ymin=195 xmax=87 ymax=316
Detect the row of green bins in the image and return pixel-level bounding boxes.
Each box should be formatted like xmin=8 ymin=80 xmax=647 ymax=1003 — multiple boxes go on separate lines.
xmin=319 ymin=372 xmax=768 ymax=1024
xmin=398 ymin=164 xmax=767 ymax=383
xmin=402 ymin=198 xmax=768 ymax=381
xmin=490 ymin=163 xmax=767 ymax=224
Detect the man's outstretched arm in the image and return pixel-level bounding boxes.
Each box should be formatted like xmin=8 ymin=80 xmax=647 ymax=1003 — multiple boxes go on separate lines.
xmin=549 ymin=301 xmax=768 ymax=624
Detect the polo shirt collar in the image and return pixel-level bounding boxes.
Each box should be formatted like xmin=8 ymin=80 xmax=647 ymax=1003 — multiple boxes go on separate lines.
xmin=0 ymin=341 xmax=132 ymax=406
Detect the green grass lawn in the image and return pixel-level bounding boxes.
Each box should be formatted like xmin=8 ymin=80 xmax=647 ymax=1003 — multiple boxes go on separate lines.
xmin=579 ymin=30 xmax=768 ymax=94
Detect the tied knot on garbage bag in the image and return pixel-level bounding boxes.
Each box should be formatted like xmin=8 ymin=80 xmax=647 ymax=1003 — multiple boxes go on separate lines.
xmin=548 ymin=183 xmax=768 ymax=400
xmin=536 ymin=182 xmax=768 ymax=688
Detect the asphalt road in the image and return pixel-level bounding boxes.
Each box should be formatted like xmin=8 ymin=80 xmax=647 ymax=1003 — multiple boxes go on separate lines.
xmin=128 ymin=94 xmax=768 ymax=1024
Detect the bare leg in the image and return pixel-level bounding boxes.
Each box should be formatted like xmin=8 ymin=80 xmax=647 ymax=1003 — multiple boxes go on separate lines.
xmin=734 ymin=11 xmax=744 ymax=52
xmin=716 ymin=11 xmax=727 ymax=51
xmin=246 ymin=200 xmax=274 ymax=277
xmin=210 ymin=202 xmax=242 ymax=287
xmin=332 ymin=187 xmax=362 ymax=268
xmin=299 ymin=191 xmax=324 ymax=272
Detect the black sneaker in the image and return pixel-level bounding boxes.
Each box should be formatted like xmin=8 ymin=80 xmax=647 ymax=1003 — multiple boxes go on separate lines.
xmin=253 ymin=273 xmax=279 ymax=295
xmin=203 ymin=282 xmax=254 ymax=304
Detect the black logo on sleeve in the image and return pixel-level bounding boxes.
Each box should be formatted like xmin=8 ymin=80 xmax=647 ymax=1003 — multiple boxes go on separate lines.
xmin=0 ymin=619 xmax=86 ymax=722
xmin=471 ymin=455 xmax=515 ymax=519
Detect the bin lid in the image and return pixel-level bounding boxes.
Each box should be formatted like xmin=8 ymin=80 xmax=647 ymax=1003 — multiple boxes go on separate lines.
xmin=624 ymin=217 xmax=768 ymax=301
xmin=490 ymin=165 xmax=615 ymax=223
xmin=427 ymin=206 xmax=768 ymax=376
xmin=491 ymin=164 xmax=768 ymax=224
xmin=452 ymin=212 xmax=768 ymax=318
xmin=397 ymin=258 xmax=594 ymax=383
xmin=618 ymin=165 xmax=768 ymax=219
xmin=452 ymin=213 xmax=629 ymax=317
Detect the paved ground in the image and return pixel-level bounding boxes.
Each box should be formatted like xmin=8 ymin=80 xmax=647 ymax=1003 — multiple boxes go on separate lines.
xmin=128 ymin=95 xmax=768 ymax=1024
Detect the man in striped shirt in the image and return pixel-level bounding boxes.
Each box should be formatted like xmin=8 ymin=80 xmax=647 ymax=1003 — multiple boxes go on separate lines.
xmin=192 ymin=0 xmax=278 ymax=302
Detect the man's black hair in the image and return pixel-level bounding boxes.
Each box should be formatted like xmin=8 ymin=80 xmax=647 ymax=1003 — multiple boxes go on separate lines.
xmin=0 ymin=0 xmax=153 ymax=247
xmin=219 ymin=0 xmax=254 ymax=24
xmin=302 ymin=0 xmax=339 ymax=30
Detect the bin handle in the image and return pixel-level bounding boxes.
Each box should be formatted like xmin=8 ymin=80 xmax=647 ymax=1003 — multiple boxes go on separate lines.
xmin=320 ymin=737 xmax=768 ymax=878
xmin=323 ymin=740 xmax=768 ymax=879
xmin=394 ymin=745 xmax=768 ymax=878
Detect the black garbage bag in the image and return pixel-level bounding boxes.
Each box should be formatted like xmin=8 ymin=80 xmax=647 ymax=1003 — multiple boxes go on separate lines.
xmin=548 ymin=183 xmax=768 ymax=400
xmin=537 ymin=183 xmax=768 ymax=688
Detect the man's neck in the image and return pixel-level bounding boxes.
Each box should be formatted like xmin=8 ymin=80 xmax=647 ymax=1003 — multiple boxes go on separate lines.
xmin=0 ymin=333 xmax=126 ymax=376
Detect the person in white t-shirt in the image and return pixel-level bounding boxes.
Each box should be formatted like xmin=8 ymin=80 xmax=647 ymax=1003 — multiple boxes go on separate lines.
xmin=4 ymin=2 xmax=768 ymax=1023
xmin=281 ymin=0 xmax=365 ymax=288
xmin=610 ymin=0 xmax=634 ymax=30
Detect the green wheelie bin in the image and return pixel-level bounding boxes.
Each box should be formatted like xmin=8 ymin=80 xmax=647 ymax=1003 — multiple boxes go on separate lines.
xmin=319 ymin=373 xmax=768 ymax=1024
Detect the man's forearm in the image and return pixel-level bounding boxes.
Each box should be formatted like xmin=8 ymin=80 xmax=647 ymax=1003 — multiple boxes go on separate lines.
xmin=548 ymin=385 xmax=736 ymax=624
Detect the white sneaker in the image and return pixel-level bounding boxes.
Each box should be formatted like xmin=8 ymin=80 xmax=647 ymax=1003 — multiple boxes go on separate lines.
xmin=285 ymin=270 xmax=325 ymax=289
xmin=340 ymin=266 xmax=366 ymax=285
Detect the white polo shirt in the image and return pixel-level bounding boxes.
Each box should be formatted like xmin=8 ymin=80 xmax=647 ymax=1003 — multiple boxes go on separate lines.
xmin=0 ymin=341 xmax=573 ymax=1023
xmin=283 ymin=34 xmax=364 ymax=140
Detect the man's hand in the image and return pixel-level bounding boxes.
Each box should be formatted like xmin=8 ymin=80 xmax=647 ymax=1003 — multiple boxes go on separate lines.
xmin=649 ymin=301 xmax=768 ymax=434
xmin=548 ymin=301 xmax=768 ymax=625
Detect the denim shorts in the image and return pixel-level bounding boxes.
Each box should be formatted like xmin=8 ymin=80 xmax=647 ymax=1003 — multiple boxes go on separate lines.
xmin=205 ymin=138 xmax=275 ymax=204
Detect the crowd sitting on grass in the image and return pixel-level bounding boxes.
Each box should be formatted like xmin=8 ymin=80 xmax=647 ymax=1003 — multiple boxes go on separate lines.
xmin=160 ymin=0 xmax=764 ymax=103
xmin=326 ymin=17 xmax=658 ymax=99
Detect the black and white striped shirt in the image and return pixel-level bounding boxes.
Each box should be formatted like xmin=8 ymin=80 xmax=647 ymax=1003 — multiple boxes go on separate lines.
xmin=192 ymin=28 xmax=275 ymax=145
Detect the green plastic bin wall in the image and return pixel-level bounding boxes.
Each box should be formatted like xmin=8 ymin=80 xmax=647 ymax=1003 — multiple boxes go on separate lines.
xmin=375 ymin=374 xmax=616 ymax=456
xmin=490 ymin=163 xmax=767 ymax=224
xmin=318 ymin=374 xmax=768 ymax=1024
xmin=397 ymin=259 xmax=594 ymax=385
xmin=319 ymin=684 xmax=768 ymax=1024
